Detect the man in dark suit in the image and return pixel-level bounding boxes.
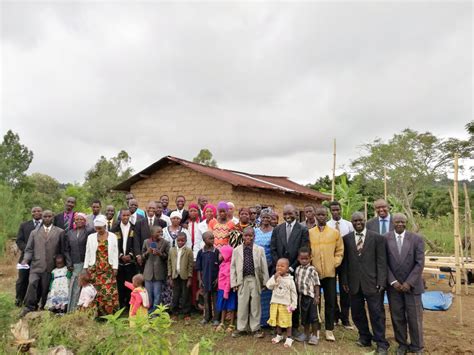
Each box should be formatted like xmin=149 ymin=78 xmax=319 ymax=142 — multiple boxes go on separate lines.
xmin=386 ymin=213 xmax=424 ymax=355
xmin=167 ymin=195 xmax=189 ymax=224
xmin=15 ymin=206 xmax=43 ymax=306
xmin=112 ymin=209 xmax=138 ymax=309
xmin=135 ymin=201 xmax=167 ymax=266
xmin=20 ymin=210 xmax=65 ymax=317
xmin=270 ymin=204 xmax=309 ymax=334
xmin=341 ymin=212 xmax=389 ymax=354
xmin=105 ymin=205 xmax=117 ymax=231
xmin=53 ymin=196 xmax=76 ymax=232
xmin=366 ymin=199 xmax=394 ymax=235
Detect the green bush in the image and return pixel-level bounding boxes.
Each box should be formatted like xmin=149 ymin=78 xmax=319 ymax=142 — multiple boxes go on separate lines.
xmin=0 ymin=183 xmax=26 ymax=255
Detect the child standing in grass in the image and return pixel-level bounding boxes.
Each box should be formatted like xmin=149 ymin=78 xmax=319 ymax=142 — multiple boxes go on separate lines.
xmin=196 ymin=231 xmax=220 ymax=326
xmin=168 ymin=232 xmax=194 ymax=325
xmin=266 ymin=258 xmax=298 ymax=348
xmin=294 ymin=247 xmax=321 ymax=345
xmin=125 ymin=274 xmax=149 ymax=326
xmin=215 ymin=244 xmax=236 ymax=333
xmin=76 ymin=270 xmax=97 ymax=312
xmin=45 ymin=254 xmax=70 ymax=314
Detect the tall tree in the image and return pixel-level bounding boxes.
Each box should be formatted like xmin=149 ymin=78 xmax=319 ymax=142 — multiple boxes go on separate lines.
xmin=84 ymin=150 xmax=133 ymax=206
xmin=22 ymin=173 xmax=63 ymax=212
xmin=351 ymin=129 xmax=471 ymax=232
xmin=0 ymin=130 xmax=33 ymax=188
xmin=193 ymin=149 xmax=218 ymax=167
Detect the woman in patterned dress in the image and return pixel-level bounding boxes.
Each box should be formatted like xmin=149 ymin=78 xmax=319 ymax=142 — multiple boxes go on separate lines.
xmin=228 ymin=207 xmax=254 ymax=248
xmin=254 ymin=209 xmax=274 ymax=326
xmin=211 ymin=201 xmax=234 ymax=249
xmin=84 ymin=215 xmax=119 ymax=316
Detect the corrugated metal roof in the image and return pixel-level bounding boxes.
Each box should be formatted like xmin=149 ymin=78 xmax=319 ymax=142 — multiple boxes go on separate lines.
xmin=113 ymin=155 xmax=330 ymax=201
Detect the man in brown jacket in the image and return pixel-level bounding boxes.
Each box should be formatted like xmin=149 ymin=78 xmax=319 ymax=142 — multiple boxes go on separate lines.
xmin=20 ymin=210 xmax=65 ymax=317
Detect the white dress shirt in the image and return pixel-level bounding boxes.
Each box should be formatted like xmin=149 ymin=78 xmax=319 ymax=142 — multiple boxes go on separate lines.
xmin=327 ymin=218 xmax=354 ymax=237
xmin=176 ymin=247 xmax=183 ymax=273
xmin=120 ymin=222 xmax=131 ymax=254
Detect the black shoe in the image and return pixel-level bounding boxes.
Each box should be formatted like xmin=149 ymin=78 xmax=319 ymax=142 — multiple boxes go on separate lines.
xmin=356 ymin=340 xmax=372 ymax=347
xmin=396 ymin=347 xmax=408 ymax=355
xmin=376 ymin=347 xmax=388 ymax=355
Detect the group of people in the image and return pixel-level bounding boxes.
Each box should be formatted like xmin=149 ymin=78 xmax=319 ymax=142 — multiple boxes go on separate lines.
xmin=14 ymin=193 xmax=424 ymax=354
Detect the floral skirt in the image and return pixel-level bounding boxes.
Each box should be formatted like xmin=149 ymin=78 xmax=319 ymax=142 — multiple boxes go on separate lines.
xmin=89 ymin=265 xmax=119 ymax=316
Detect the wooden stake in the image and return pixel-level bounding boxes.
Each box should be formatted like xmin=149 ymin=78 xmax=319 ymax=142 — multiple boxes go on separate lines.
xmin=453 ymin=154 xmax=462 ymax=296
xmin=331 ymin=138 xmax=336 ymax=201
xmin=364 ymin=197 xmax=368 ymax=221
xmin=463 ymin=182 xmax=473 ymax=259
xmin=384 ymin=166 xmax=388 ymax=201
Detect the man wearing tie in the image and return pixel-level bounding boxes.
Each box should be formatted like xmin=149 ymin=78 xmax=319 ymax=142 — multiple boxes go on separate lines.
xmin=270 ymin=204 xmax=309 ymax=335
xmin=135 ymin=201 xmax=167 ymax=267
xmin=15 ymin=206 xmax=43 ymax=306
xmin=341 ymin=212 xmax=389 ymax=354
xmin=309 ymin=206 xmax=344 ymax=342
xmin=366 ymin=199 xmax=394 ymax=235
xmin=20 ymin=210 xmax=65 ymax=317
xmin=386 ymin=213 xmax=424 ymax=355
xmin=53 ymin=196 xmax=76 ymax=232
xmin=327 ymin=201 xmax=354 ymax=329
xmin=105 ymin=205 xmax=117 ymax=231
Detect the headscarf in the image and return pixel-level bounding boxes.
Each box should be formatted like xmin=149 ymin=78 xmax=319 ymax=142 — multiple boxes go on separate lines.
xmin=218 ymin=245 xmax=233 ymax=299
xmin=227 ymin=202 xmax=235 ymax=208
xmin=170 ymin=211 xmax=182 ymax=220
xmin=93 ymin=215 xmax=107 ymax=227
xmin=188 ymin=203 xmax=199 ymax=211
xmin=203 ymin=204 xmax=217 ymax=218
xmin=75 ymin=212 xmax=87 ymax=220
xmin=217 ymin=201 xmax=229 ymax=211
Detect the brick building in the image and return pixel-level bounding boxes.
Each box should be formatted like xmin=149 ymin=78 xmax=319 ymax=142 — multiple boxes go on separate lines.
xmin=113 ymin=156 xmax=330 ymax=219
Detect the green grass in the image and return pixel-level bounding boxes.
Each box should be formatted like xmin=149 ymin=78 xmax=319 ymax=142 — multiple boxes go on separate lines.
xmin=418 ymin=215 xmax=455 ymax=254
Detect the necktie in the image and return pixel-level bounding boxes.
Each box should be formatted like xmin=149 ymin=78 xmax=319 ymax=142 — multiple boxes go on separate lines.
xmin=45 ymin=227 xmax=50 ymax=236
xmin=335 ymin=221 xmax=340 ymax=232
xmin=356 ymin=233 xmax=364 ymax=254
xmin=107 ymin=220 xmax=112 ymax=231
xmin=34 ymin=220 xmax=40 ymax=228
xmin=64 ymin=214 xmax=70 ymax=232
xmin=380 ymin=219 xmax=387 ymax=234
xmin=149 ymin=218 xmax=153 ymax=227
xmin=397 ymin=235 xmax=403 ymax=254
xmin=286 ymin=223 xmax=292 ymax=242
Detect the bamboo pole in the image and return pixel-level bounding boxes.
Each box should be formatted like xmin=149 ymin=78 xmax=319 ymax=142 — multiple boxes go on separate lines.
xmin=384 ymin=166 xmax=388 ymax=201
xmin=463 ymin=183 xmax=473 ymax=259
xmin=331 ymin=138 xmax=336 ymax=201
xmin=453 ymin=154 xmax=462 ymax=296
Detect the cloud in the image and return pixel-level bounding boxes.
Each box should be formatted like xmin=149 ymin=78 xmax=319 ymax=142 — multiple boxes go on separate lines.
xmin=1 ymin=1 xmax=472 ymax=184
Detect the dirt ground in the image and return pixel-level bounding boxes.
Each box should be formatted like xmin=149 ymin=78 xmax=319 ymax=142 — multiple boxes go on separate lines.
xmin=1 ymin=246 xmax=473 ymax=354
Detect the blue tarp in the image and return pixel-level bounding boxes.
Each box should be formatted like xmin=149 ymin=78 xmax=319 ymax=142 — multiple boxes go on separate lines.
xmin=383 ymin=291 xmax=453 ymax=311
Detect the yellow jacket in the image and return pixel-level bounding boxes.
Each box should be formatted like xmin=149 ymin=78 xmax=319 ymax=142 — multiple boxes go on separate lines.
xmin=309 ymin=225 xmax=344 ymax=279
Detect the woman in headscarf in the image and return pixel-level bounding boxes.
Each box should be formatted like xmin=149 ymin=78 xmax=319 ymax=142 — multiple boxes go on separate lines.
xmin=198 ymin=204 xmax=217 ymax=239
xmin=84 ymin=215 xmax=119 ymax=316
xmin=64 ymin=212 xmax=94 ymax=312
xmin=211 ymin=201 xmax=234 ymax=249
xmin=228 ymin=207 xmax=253 ymax=248
xmin=187 ymin=203 xmax=203 ymax=310
xmin=163 ymin=211 xmax=192 ymax=248
xmin=254 ymin=208 xmax=274 ymax=326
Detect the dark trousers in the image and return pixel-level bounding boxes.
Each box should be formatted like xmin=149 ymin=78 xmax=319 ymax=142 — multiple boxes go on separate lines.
xmin=335 ymin=266 xmax=350 ymax=324
xmin=350 ymin=288 xmax=389 ymax=350
xmin=24 ymin=272 xmax=51 ymax=311
xmin=387 ymin=286 xmax=424 ymax=352
xmin=171 ymin=276 xmax=191 ymax=315
xmin=203 ymin=290 xmax=218 ymax=322
xmin=15 ymin=268 xmax=30 ymax=305
xmin=320 ymin=277 xmax=336 ymax=331
xmin=117 ymin=263 xmax=137 ymax=309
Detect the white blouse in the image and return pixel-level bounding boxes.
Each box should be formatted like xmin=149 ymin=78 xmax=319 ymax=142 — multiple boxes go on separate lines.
xmin=84 ymin=232 xmax=119 ymax=270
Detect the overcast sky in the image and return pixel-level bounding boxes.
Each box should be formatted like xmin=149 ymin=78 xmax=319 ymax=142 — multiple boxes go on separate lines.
xmin=1 ymin=1 xmax=472 ymax=185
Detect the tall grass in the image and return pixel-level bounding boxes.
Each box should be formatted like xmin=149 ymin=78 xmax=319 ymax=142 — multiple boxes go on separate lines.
xmin=0 ymin=184 xmax=26 ymax=256
xmin=418 ymin=215 xmax=454 ymax=254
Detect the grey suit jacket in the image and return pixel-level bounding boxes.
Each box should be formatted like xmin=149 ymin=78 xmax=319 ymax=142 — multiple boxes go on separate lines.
xmin=23 ymin=225 xmax=65 ymax=273
xmin=366 ymin=216 xmax=394 ymax=235
xmin=230 ymin=244 xmax=269 ymax=292
xmin=142 ymin=238 xmax=170 ymax=281
xmin=386 ymin=231 xmax=425 ymax=294
xmin=341 ymin=230 xmax=387 ymax=295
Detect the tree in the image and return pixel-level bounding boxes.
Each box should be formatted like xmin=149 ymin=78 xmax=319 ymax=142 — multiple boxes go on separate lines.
xmin=0 ymin=183 xmax=26 ymax=254
xmin=193 ymin=149 xmax=217 ymax=167
xmin=22 ymin=173 xmax=63 ymax=212
xmin=0 ymin=130 xmax=33 ymax=188
xmin=84 ymin=150 xmax=133 ymax=206
xmin=351 ymin=129 xmax=471 ymax=233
